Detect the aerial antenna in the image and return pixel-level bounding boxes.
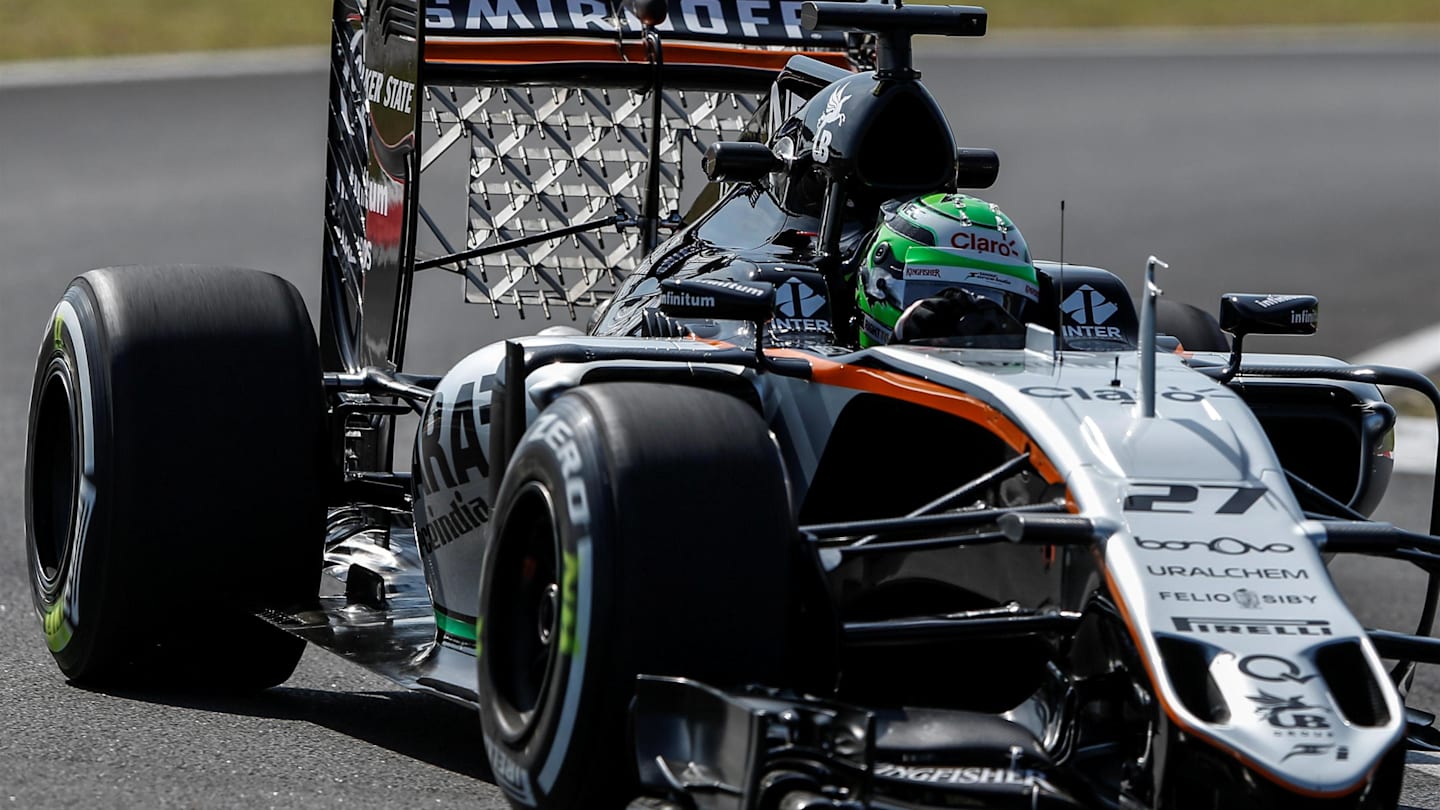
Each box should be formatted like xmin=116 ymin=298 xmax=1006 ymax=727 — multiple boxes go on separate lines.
xmin=1057 ymin=199 xmax=1066 ymax=340
xmin=1059 ymin=200 xmax=1065 ymax=266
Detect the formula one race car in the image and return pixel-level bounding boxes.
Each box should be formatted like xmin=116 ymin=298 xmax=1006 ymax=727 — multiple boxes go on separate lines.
xmin=23 ymin=2 xmax=1440 ymax=809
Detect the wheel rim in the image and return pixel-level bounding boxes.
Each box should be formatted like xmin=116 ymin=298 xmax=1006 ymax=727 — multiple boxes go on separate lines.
xmin=487 ymin=481 xmax=562 ymax=743
xmin=31 ymin=362 xmax=78 ymax=599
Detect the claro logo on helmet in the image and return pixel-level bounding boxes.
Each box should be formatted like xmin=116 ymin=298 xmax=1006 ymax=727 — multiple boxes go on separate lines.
xmin=951 ymin=231 xmax=1020 ymax=258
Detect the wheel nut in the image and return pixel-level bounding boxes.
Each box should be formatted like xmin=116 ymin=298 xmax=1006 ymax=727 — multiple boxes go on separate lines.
xmin=538 ymin=582 xmax=559 ymax=645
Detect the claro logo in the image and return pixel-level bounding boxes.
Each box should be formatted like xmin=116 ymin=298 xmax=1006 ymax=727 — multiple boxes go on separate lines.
xmin=951 ymin=231 xmax=1020 ymax=258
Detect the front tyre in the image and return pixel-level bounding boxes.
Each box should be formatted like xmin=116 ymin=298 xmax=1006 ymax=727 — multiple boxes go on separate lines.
xmin=25 ymin=266 xmax=326 ymax=689
xmin=477 ymin=383 xmax=795 ymax=809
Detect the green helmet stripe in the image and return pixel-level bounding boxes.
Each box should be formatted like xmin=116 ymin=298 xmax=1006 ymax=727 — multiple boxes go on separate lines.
xmin=915 ymin=193 xmax=1008 ymax=231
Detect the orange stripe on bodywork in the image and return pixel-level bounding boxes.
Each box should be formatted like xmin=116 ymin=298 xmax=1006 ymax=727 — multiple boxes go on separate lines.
xmin=733 ymin=344 xmax=1374 ymax=797
xmin=770 ymin=350 xmax=1066 ymax=486
xmin=425 ymin=38 xmax=852 ymax=72
xmin=1096 ymin=557 xmax=1377 ymax=800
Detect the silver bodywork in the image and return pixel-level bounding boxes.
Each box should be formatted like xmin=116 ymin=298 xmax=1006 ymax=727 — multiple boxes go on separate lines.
xmin=409 ymin=328 xmax=1401 ymax=798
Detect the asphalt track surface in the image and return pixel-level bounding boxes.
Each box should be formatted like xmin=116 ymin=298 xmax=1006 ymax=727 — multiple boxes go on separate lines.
xmin=0 ymin=34 xmax=1437 ymax=809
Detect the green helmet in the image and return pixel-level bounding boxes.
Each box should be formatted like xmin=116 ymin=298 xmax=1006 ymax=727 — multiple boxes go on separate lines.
xmin=855 ymin=193 xmax=1040 ymax=347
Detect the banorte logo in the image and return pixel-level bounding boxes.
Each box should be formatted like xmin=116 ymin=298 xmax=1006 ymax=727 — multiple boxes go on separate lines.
xmin=951 ymin=231 xmax=1020 ymax=259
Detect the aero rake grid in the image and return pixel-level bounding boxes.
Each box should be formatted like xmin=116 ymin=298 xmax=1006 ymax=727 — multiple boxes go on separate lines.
xmin=421 ymin=84 xmax=761 ymax=319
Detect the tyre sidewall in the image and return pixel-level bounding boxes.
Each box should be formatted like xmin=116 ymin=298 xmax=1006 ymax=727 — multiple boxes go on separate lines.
xmin=477 ymin=397 xmax=615 ymax=809
xmin=26 ymin=282 xmax=121 ymax=678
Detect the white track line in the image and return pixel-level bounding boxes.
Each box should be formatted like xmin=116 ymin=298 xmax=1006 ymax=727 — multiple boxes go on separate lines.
xmin=1410 ymin=750 xmax=1440 ymax=778
xmin=1353 ymin=324 xmax=1440 ymax=477
xmin=1395 ymin=418 xmax=1438 ymax=477
xmin=1353 ymin=324 xmax=1440 ymax=371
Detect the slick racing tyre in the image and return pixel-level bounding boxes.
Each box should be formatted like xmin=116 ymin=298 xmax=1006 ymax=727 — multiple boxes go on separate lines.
xmin=1156 ymin=299 xmax=1229 ymax=353
xmin=477 ymin=383 xmax=793 ymax=810
xmin=25 ymin=266 xmax=325 ymax=689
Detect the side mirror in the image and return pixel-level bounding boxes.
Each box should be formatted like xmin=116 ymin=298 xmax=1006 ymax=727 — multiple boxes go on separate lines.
xmin=659 ymin=277 xmax=812 ymax=380
xmin=659 ymin=277 xmax=774 ymax=323
xmin=1214 ymin=293 xmax=1319 ymax=384
xmin=703 ymin=142 xmax=783 ymax=183
xmin=954 ymin=147 xmax=999 ymax=190
xmin=1219 ymin=293 xmax=1319 ymax=338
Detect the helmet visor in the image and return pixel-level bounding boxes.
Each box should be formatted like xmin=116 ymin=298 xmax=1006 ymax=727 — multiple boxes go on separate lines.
xmin=891 ymin=246 xmax=1039 ymax=320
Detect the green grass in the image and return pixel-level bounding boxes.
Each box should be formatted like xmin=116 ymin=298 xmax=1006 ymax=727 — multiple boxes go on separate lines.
xmin=3 ymin=1 xmax=1437 ymax=63
xmin=3 ymin=2 xmax=330 ymax=62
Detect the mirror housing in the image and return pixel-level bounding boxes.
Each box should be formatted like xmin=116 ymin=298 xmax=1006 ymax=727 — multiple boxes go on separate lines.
xmin=1219 ymin=293 xmax=1319 ymax=338
xmin=703 ymin=142 xmax=783 ymax=184
xmin=658 ymin=277 xmax=816 ymax=380
xmin=659 ymin=277 xmax=775 ymax=323
xmin=954 ymin=147 xmax=999 ymax=189
xmin=1213 ymin=293 xmax=1319 ymax=384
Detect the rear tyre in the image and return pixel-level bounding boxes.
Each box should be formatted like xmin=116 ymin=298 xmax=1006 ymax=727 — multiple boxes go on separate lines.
xmin=1156 ymin=299 xmax=1229 ymax=353
xmin=25 ymin=266 xmax=326 ymax=689
xmin=477 ymin=383 xmax=795 ymax=809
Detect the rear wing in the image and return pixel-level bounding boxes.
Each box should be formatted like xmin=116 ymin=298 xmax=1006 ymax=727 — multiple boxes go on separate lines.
xmin=427 ymin=1 xmax=848 ymax=47
xmin=320 ymin=0 xmax=865 ymax=373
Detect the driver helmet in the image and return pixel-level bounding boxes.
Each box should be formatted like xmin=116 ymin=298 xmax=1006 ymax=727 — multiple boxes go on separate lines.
xmin=855 ymin=193 xmax=1040 ymax=347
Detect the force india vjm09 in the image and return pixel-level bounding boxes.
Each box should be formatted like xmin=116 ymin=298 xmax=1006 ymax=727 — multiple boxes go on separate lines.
xmin=23 ymin=2 xmax=1440 ymax=808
